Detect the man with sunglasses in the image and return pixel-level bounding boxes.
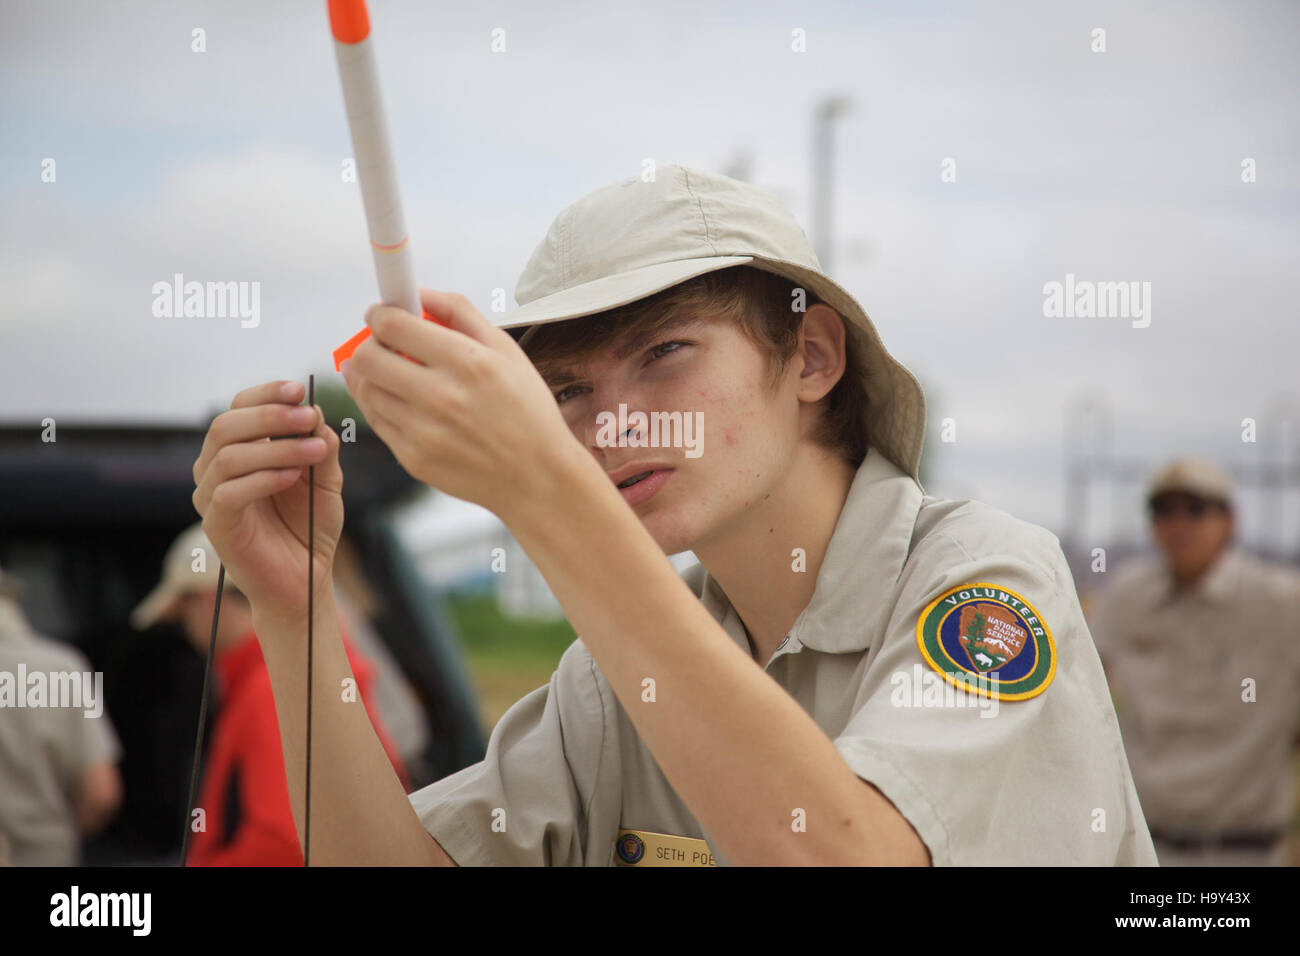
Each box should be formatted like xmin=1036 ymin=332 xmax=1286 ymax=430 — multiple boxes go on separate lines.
xmin=1088 ymin=458 xmax=1300 ymax=866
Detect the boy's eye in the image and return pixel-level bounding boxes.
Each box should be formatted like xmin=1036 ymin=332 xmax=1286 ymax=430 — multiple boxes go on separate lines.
xmin=648 ymin=340 xmax=688 ymax=361
xmin=554 ymin=384 xmax=586 ymax=405
xmin=553 ymin=341 xmax=690 ymax=404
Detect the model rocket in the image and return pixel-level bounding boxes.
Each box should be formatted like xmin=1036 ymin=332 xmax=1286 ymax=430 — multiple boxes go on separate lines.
xmin=327 ymin=0 xmax=444 ymax=371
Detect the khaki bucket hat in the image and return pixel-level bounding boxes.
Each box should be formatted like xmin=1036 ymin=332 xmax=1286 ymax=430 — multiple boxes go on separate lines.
xmin=490 ymin=165 xmax=927 ymax=485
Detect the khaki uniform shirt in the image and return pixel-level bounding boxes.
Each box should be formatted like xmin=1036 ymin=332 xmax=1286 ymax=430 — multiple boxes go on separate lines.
xmin=0 ymin=596 xmax=122 ymax=866
xmin=410 ymin=446 xmax=1157 ymax=865
xmin=1087 ymin=546 xmax=1300 ymax=837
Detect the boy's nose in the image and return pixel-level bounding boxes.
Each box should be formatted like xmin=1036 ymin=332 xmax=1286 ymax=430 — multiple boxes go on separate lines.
xmin=580 ymin=406 xmax=628 ymax=450
xmin=580 ymin=388 xmax=653 ymax=451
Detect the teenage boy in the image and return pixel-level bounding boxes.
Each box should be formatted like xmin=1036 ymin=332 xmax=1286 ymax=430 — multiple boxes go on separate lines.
xmin=191 ymin=165 xmax=1156 ymax=866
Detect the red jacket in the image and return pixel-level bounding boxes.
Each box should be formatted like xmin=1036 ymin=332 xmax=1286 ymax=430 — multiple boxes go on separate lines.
xmin=185 ymin=627 xmax=409 ymax=866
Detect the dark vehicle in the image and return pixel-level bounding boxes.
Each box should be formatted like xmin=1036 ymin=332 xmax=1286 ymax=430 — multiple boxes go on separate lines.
xmin=0 ymin=419 xmax=485 ymax=864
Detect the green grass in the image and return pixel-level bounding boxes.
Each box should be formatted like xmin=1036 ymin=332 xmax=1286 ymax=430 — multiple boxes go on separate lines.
xmin=443 ymin=592 xmax=578 ymax=729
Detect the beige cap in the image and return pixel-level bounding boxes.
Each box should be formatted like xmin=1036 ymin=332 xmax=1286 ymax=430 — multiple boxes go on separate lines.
xmin=130 ymin=523 xmax=226 ymax=630
xmin=1147 ymin=457 xmax=1235 ymax=507
xmin=491 ymin=165 xmax=928 ymax=485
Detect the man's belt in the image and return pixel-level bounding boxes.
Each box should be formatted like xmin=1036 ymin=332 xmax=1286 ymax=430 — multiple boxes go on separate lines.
xmin=1148 ymin=827 xmax=1284 ymax=851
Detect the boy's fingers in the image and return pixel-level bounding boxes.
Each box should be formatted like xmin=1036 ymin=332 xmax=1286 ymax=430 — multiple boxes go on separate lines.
xmin=194 ymin=437 xmax=327 ymax=514
xmin=204 ymin=468 xmax=304 ymax=518
xmin=351 ymin=333 xmax=429 ymax=397
xmin=194 ymin=402 xmax=318 ymax=484
xmin=363 ymin=304 xmax=442 ymax=366
xmin=420 ymin=289 xmax=502 ymax=346
xmin=311 ymin=405 xmax=331 ymax=439
xmin=231 ymin=380 xmax=303 ymax=410
xmin=307 ymin=407 xmax=344 ymax=480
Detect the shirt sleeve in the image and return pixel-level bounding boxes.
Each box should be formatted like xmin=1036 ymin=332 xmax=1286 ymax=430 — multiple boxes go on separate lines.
xmin=46 ymin=645 xmax=122 ymax=794
xmin=1285 ymin=570 xmax=1300 ymax=744
xmin=832 ymin=520 xmax=1155 ymax=866
xmin=72 ymin=701 xmax=122 ymax=773
xmin=407 ymin=639 xmax=618 ymax=866
xmin=1080 ymin=581 xmax=1113 ymax=659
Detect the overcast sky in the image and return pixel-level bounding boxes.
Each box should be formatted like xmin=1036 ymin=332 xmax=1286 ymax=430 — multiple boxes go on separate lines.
xmin=2 ymin=0 xmax=1296 ymax=553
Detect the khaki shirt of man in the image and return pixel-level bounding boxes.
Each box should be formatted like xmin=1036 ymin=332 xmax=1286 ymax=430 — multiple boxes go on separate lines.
xmin=1087 ymin=546 xmax=1300 ymax=838
xmin=0 ymin=596 xmax=122 ymax=866
xmin=409 ymin=446 xmax=1158 ymax=865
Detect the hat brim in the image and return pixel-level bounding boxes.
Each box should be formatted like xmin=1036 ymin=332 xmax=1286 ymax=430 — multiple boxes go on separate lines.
xmin=1147 ymin=485 xmax=1232 ymax=507
xmin=495 ymin=255 xmax=755 ymax=329
xmin=129 ymin=581 xmax=182 ymax=631
xmin=494 ymin=255 xmax=927 ymax=486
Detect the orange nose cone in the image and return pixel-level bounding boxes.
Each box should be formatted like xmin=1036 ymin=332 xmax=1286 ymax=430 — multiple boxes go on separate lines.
xmin=328 ymin=0 xmax=370 ymax=43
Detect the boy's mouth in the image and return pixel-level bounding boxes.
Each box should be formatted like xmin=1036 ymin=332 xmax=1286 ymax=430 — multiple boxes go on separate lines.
xmin=609 ymin=465 xmax=676 ymax=506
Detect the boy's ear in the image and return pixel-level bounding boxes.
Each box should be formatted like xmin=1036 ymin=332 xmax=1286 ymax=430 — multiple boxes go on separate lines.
xmin=794 ymin=303 xmax=848 ymax=401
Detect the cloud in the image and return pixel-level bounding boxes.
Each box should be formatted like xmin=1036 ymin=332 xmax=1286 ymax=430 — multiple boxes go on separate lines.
xmin=1 ymin=0 xmax=1296 ymax=539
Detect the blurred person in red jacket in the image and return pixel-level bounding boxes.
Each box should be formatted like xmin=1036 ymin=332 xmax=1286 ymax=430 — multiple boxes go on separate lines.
xmin=132 ymin=523 xmax=408 ymax=866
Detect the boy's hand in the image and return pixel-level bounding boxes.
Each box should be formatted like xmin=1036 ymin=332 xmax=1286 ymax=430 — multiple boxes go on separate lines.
xmin=191 ymin=380 xmax=344 ymax=620
xmin=341 ymin=289 xmax=582 ymax=520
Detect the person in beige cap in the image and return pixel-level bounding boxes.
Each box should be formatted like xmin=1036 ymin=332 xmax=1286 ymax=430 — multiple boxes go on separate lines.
xmin=191 ymin=165 xmax=1155 ymax=865
xmin=131 ymin=522 xmax=249 ymax=651
xmin=1087 ymin=457 xmax=1300 ymax=866
xmin=133 ymin=523 xmax=409 ymax=865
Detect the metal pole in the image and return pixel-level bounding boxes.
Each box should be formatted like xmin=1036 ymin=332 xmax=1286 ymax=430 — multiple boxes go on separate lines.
xmin=812 ymin=96 xmax=852 ymax=273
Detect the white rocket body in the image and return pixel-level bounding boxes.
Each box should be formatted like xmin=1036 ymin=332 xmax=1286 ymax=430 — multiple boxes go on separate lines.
xmin=333 ymin=35 xmax=420 ymax=319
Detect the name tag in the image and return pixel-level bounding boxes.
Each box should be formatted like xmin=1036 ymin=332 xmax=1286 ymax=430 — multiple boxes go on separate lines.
xmin=614 ymin=828 xmax=717 ymax=867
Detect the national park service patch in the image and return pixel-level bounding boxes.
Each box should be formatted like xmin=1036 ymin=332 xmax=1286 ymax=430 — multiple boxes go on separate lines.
xmin=916 ymin=582 xmax=1056 ymax=701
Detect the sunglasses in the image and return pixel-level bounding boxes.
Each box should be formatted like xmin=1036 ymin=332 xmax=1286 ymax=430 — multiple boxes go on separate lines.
xmin=1149 ymin=496 xmax=1225 ymax=519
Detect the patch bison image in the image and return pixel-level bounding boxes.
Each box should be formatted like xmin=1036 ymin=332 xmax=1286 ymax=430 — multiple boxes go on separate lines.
xmin=958 ymin=602 xmax=1028 ymax=672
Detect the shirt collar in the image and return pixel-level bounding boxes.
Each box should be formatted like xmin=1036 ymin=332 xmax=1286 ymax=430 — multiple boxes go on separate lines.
xmin=696 ymin=445 xmax=925 ymax=657
xmin=1153 ymin=545 xmax=1241 ymax=608
xmin=0 ymin=595 xmax=36 ymax=644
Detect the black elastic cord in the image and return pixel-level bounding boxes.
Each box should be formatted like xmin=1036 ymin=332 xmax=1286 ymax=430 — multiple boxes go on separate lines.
xmin=180 ymin=376 xmax=316 ymax=867
xmin=305 ymin=373 xmax=315 ymax=867
xmin=180 ymin=564 xmax=225 ymax=865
